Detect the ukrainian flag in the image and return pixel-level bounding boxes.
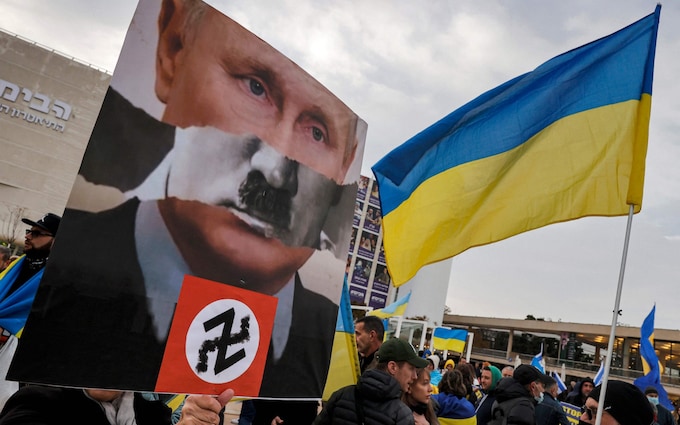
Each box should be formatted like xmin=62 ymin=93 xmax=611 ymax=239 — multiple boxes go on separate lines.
xmin=634 ymin=305 xmax=673 ymax=410
xmin=368 ymin=292 xmax=411 ymax=319
xmin=372 ymin=6 xmax=660 ymax=286
xmin=322 ymin=278 xmax=360 ymax=400
xmin=639 ymin=305 xmax=660 ymax=377
xmin=432 ymin=327 xmax=467 ymax=353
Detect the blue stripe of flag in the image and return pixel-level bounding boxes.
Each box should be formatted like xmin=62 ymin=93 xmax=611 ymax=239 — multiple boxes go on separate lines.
xmin=432 ymin=328 xmax=467 ymax=342
xmin=373 ymin=6 xmax=659 ymax=217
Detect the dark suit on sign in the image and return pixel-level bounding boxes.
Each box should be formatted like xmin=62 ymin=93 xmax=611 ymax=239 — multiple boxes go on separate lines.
xmin=78 ymin=87 xmax=175 ymax=191
xmin=10 ymin=198 xmax=337 ymax=399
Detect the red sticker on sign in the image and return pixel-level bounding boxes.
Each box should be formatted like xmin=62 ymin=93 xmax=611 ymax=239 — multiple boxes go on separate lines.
xmin=155 ymin=275 xmax=277 ymax=396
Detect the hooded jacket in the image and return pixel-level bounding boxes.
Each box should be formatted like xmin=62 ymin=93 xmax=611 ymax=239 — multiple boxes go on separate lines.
xmin=565 ymin=378 xmax=593 ymax=407
xmin=489 ymin=377 xmax=535 ymax=425
xmin=314 ymin=369 xmax=414 ymax=425
xmin=431 ymin=392 xmax=476 ymax=425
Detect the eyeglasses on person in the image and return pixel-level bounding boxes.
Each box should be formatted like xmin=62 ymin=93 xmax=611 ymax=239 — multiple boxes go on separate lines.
xmin=25 ymin=229 xmax=53 ymax=238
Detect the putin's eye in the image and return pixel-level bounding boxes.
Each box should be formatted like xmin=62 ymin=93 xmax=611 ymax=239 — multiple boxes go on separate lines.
xmin=248 ymin=79 xmax=266 ymax=97
xmin=311 ymin=127 xmax=325 ymax=142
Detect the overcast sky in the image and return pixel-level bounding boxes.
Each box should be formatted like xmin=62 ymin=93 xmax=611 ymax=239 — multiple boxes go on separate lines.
xmin=2 ymin=0 xmax=679 ymax=330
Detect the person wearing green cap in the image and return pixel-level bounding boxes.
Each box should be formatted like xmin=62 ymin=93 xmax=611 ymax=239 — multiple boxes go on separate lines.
xmin=314 ymin=338 xmax=428 ymax=425
xmin=475 ymin=365 xmax=502 ymax=424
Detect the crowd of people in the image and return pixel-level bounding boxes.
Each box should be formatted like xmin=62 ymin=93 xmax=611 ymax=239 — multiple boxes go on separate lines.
xmin=0 ymin=211 xmax=676 ymax=425
xmin=0 ymin=212 xmax=671 ymax=425
xmin=0 ymin=212 xmax=673 ymax=425
xmin=316 ymin=316 xmax=670 ymax=425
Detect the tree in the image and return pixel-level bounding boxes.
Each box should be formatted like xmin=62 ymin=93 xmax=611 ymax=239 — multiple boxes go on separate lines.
xmin=1 ymin=205 xmax=26 ymax=253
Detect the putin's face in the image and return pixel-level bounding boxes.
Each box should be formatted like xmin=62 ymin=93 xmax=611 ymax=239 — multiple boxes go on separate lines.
xmin=155 ymin=2 xmax=358 ymax=294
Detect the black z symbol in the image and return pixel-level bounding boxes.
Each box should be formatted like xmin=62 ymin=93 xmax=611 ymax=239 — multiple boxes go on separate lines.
xmin=195 ymin=307 xmax=250 ymax=375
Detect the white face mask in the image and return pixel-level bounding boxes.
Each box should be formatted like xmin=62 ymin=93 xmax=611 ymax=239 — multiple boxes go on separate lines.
xmin=534 ymin=392 xmax=544 ymax=404
xmin=647 ymin=396 xmax=660 ymax=405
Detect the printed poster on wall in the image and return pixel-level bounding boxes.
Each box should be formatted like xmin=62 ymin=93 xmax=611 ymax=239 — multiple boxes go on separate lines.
xmin=9 ymin=0 xmax=367 ymax=399
xmin=363 ymin=205 xmax=382 ymax=233
xmin=357 ymin=230 xmax=377 ymax=259
xmin=372 ymin=264 xmax=391 ymax=293
xmin=368 ymin=181 xmax=381 ymax=206
xmin=349 ymin=227 xmax=358 ymax=253
xmin=357 ymin=175 xmax=369 ymax=201
xmin=349 ymin=285 xmax=367 ymax=304
xmin=351 ymin=258 xmax=372 ymax=287
xmin=368 ymin=292 xmax=388 ymax=309
xmin=353 ymin=201 xmax=363 ymax=226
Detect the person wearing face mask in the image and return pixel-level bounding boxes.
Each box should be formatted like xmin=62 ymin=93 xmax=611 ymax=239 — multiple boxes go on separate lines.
xmin=489 ymin=364 xmax=545 ymax=425
xmin=534 ymin=375 xmax=569 ymax=425
xmin=645 ymin=387 xmax=676 ymax=425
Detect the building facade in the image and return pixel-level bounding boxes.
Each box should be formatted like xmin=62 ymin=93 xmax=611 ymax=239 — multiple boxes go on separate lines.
xmin=443 ymin=314 xmax=680 ymax=397
xmin=0 ymin=29 xmax=110 ymax=247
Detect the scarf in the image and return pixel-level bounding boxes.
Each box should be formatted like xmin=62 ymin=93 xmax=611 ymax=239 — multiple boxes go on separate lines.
xmin=412 ymin=402 xmax=429 ymax=415
xmin=97 ymin=391 xmax=137 ymax=425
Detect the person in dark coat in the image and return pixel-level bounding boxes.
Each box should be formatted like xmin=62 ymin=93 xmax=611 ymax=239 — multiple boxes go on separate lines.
xmin=565 ymin=378 xmax=594 ymax=408
xmin=644 ymin=386 xmax=677 ymax=425
xmin=490 ymin=365 xmax=545 ymax=425
xmin=314 ymin=338 xmax=428 ymax=425
xmin=476 ymin=365 xmax=502 ymax=424
xmin=535 ymin=375 xmax=569 ymax=425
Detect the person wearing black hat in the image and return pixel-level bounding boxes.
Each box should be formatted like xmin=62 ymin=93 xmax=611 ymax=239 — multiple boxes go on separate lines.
xmin=0 ymin=212 xmax=60 ymax=336
xmin=0 ymin=212 xmax=60 ymax=408
xmin=580 ymin=380 xmax=654 ymax=425
xmin=315 ymin=338 xmax=429 ymax=425
xmin=490 ymin=364 xmax=545 ymax=425
xmin=644 ymin=386 xmax=675 ymax=425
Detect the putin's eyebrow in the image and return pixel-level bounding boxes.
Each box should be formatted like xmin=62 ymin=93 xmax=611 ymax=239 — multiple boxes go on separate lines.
xmin=299 ymin=107 xmax=338 ymax=148
xmin=238 ymin=57 xmax=285 ymax=111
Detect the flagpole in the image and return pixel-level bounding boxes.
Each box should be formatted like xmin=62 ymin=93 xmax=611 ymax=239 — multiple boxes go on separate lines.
xmin=595 ymin=204 xmax=635 ymax=425
xmin=465 ymin=332 xmax=474 ymax=363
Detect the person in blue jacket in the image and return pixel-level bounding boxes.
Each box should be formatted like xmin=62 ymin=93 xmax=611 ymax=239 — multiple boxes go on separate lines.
xmin=432 ymin=369 xmax=477 ymax=425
